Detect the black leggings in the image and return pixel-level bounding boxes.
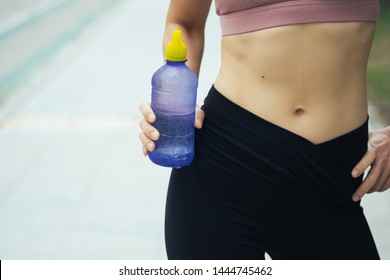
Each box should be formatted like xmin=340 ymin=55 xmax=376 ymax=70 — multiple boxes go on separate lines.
xmin=165 ymin=86 xmax=380 ymax=260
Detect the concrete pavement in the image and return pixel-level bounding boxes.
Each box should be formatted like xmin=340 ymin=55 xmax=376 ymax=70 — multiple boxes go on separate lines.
xmin=0 ymin=0 xmax=389 ymax=259
xmin=0 ymin=0 xmax=174 ymax=259
xmin=0 ymin=0 xmax=121 ymax=100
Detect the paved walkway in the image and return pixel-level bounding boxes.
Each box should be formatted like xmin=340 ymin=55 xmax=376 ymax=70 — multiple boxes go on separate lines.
xmin=0 ymin=0 xmax=389 ymax=259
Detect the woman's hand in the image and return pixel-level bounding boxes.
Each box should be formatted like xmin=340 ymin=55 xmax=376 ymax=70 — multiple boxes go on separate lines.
xmin=139 ymin=102 xmax=205 ymax=156
xmin=352 ymin=126 xmax=390 ymax=201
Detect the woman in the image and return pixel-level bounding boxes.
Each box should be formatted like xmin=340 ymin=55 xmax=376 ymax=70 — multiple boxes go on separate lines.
xmin=139 ymin=0 xmax=390 ymax=259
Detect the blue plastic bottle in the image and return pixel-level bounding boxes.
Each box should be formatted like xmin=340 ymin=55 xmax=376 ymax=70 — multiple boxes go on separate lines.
xmin=148 ymin=30 xmax=198 ymax=168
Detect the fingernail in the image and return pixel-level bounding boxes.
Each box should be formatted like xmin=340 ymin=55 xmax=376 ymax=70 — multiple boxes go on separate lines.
xmin=352 ymin=195 xmax=360 ymax=202
xmin=147 ymin=143 xmax=153 ymax=150
xmin=148 ymin=114 xmax=155 ymax=122
xmin=151 ymin=131 xmax=159 ymax=140
xmin=352 ymin=170 xmax=359 ymax=177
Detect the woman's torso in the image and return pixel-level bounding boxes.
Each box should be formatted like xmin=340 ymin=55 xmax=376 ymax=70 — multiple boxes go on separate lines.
xmin=213 ymin=2 xmax=377 ymax=144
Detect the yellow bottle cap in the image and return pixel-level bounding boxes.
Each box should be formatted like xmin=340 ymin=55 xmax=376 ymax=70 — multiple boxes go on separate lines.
xmin=166 ymin=30 xmax=187 ymax=62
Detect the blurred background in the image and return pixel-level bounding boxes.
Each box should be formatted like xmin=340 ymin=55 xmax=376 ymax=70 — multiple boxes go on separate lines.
xmin=0 ymin=0 xmax=389 ymax=259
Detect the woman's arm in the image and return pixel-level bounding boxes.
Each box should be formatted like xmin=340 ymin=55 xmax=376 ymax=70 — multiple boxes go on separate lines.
xmin=352 ymin=126 xmax=390 ymax=201
xmin=139 ymin=0 xmax=211 ymax=156
xmin=164 ymin=0 xmax=212 ymax=76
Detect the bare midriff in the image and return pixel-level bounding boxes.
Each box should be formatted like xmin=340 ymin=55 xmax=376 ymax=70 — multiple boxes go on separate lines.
xmin=214 ymin=22 xmax=376 ymax=144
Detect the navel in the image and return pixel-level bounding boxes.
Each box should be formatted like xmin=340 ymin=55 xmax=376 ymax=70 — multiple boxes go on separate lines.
xmin=294 ymin=105 xmax=305 ymax=115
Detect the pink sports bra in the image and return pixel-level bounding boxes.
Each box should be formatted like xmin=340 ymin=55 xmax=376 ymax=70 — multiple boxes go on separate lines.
xmin=215 ymin=0 xmax=380 ymax=36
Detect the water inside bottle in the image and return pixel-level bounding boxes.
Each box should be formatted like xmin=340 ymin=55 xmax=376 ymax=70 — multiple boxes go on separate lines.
xmin=148 ymin=111 xmax=195 ymax=168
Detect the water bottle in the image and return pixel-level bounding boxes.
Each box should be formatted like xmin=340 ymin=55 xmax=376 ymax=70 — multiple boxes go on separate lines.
xmin=148 ymin=30 xmax=198 ymax=168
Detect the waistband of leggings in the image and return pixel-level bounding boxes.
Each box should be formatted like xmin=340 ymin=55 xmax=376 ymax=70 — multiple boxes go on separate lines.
xmin=202 ymin=85 xmax=368 ymax=154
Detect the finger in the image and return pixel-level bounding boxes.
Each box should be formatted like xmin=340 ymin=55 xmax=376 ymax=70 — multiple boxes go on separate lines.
xmin=139 ymin=102 xmax=156 ymax=123
xmin=367 ymin=168 xmax=389 ymax=194
xmin=369 ymin=173 xmax=390 ymax=193
xmin=139 ymin=131 xmax=155 ymax=152
xmin=139 ymin=118 xmax=160 ymax=141
xmin=352 ymin=164 xmax=381 ymax=201
xmin=195 ymin=107 xmax=205 ymax=129
xmin=351 ymin=146 xmax=376 ymax=178
xmin=378 ymin=176 xmax=390 ymax=192
xmin=142 ymin=146 xmax=148 ymax=157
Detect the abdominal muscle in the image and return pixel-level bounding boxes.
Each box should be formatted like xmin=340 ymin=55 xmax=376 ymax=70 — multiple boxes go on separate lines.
xmin=214 ymin=22 xmax=376 ymax=144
